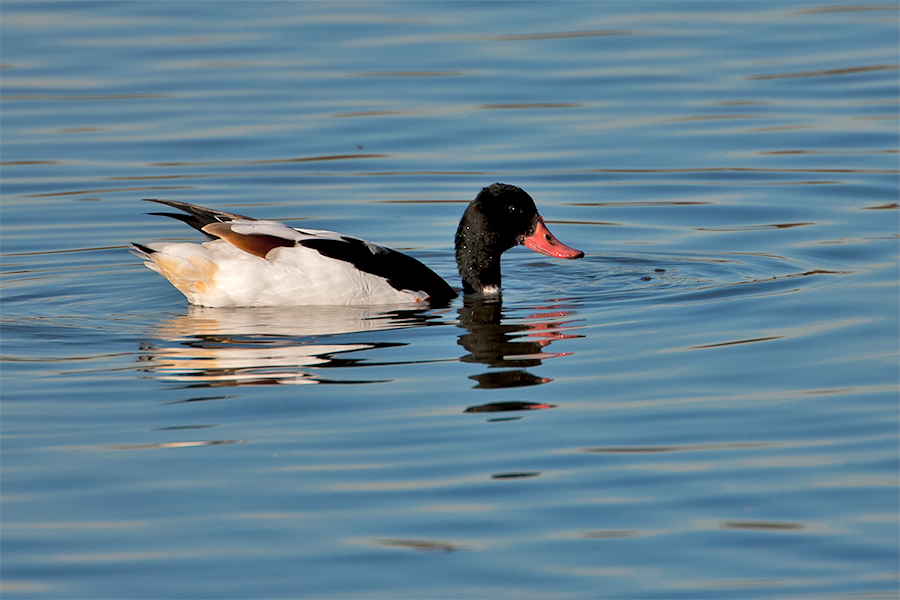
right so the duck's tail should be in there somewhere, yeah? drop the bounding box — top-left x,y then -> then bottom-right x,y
142,199 -> 256,237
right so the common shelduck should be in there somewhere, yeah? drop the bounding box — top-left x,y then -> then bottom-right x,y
132,183 -> 584,307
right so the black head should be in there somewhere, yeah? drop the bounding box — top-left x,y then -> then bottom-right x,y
460,184 -> 540,247
454,183 -> 582,295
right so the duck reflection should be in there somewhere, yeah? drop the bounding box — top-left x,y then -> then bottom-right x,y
456,296 -> 582,390
139,298 -> 581,391
138,305 -> 442,387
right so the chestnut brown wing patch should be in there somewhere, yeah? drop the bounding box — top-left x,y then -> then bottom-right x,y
202,222 -> 296,259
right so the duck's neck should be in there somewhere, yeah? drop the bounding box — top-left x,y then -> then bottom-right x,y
455,223 -> 503,295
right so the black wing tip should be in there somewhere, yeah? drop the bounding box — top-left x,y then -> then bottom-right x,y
140,198 -> 252,237
147,211 -> 201,224
140,198 -> 255,223
142,198 -> 205,214
131,242 -> 156,254
142,198 -> 177,207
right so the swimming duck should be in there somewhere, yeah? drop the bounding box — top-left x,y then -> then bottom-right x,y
132,183 -> 583,307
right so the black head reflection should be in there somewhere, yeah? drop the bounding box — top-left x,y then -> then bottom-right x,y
456,296 -> 582,391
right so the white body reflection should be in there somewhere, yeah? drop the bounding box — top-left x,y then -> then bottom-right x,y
140,305 -> 443,387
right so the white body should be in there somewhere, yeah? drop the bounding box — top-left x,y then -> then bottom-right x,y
136,220 -> 429,307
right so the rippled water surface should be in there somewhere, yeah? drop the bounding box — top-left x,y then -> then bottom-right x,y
2,2 -> 898,598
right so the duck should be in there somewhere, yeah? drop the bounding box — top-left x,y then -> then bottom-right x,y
132,183 -> 584,307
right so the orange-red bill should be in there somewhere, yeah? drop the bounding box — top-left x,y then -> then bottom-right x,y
522,217 -> 584,259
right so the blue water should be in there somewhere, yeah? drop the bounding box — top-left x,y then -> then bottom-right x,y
2,2 -> 898,598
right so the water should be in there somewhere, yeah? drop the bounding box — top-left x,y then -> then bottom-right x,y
2,2 -> 898,598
